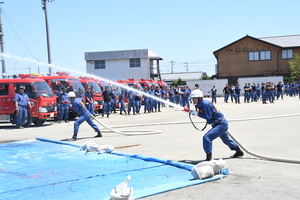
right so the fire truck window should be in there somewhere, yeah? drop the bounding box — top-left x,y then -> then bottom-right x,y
0,84 -> 9,95
53,82 -> 59,90
24,84 -> 35,99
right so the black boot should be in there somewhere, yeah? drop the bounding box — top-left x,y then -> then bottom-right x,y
107,114 -> 109,118
205,153 -> 212,161
232,146 -> 244,158
70,134 -> 77,141
94,131 -> 102,137
120,111 -> 123,115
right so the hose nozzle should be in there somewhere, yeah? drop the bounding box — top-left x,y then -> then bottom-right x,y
183,107 -> 189,112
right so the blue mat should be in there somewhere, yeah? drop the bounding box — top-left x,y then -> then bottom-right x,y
0,137 -> 229,200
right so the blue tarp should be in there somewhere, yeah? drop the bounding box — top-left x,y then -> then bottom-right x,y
0,137 -> 228,200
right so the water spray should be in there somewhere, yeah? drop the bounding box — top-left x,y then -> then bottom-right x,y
5,53 -> 300,164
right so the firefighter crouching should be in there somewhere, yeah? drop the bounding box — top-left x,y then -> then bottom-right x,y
70,98 -> 102,141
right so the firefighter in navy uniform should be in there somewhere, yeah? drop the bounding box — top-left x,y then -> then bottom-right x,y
188,89 -> 244,161
70,98 -> 102,141
14,85 -> 32,128
58,87 -> 70,123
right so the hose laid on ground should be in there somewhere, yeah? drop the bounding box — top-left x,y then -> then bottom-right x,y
226,131 -> 300,164
90,115 -> 161,136
186,112 -> 300,164
102,112 -> 300,164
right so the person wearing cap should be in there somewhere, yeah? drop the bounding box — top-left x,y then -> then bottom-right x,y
127,86 -> 137,115
85,86 -> 95,116
211,85 -> 217,104
168,85 -> 175,107
70,98 -> 102,141
188,89 -> 244,161
160,86 -> 167,107
153,86 -> 161,112
102,86 -> 112,118
119,87 -> 127,115
58,87 -> 70,123
14,85 -> 32,128
134,86 -> 142,114
110,87 -> 117,113
143,86 -> 151,113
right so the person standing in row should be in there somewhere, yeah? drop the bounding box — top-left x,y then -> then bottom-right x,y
58,87 -> 69,123
235,84 -> 241,104
85,86 -> 95,116
143,86 -> 151,113
119,87 -> 127,115
14,85 -> 32,129
127,87 -> 136,115
223,84 -> 229,103
110,87 -> 117,113
211,85 -> 217,104
102,86 -> 112,118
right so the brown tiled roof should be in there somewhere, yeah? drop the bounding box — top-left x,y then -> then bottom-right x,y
258,34 -> 300,48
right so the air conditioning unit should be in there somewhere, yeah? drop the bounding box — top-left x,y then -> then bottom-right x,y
263,71 -> 272,76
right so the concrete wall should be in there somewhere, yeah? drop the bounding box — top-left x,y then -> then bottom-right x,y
86,58 -> 150,80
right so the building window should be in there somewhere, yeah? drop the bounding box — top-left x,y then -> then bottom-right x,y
249,52 -> 259,61
249,51 -> 271,61
282,49 -> 293,59
130,58 -> 141,68
95,60 -> 105,69
260,51 -> 271,60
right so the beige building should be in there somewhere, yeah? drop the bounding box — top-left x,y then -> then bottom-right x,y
213,34 -> 300,84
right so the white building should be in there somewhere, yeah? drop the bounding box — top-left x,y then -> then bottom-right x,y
85,49 -> 163,80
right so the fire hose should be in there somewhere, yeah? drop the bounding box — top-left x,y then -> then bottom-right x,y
90,114 -> 161,136
183,108 -> 300,164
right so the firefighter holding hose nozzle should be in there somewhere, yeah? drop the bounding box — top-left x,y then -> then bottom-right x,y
186,89 -> 244,161
70,98 -> 102,141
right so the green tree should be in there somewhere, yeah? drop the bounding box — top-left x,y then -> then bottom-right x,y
172,78 -> 186,86
288,54 -> 300,81
201,74 -> 210,80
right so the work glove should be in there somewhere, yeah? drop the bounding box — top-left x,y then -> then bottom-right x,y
189,110 -> 198,116
16,109 -> 20,116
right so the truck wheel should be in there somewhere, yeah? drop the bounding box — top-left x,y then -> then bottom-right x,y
33,119 -> 46,126
23,114 -> 32,127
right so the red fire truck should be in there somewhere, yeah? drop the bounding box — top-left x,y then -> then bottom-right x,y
36,71 -> 85,119
0,74 -> 57,127
138,79 -> 152,89
125,78 -> 143,90
114,80 -> 130,107
79,76 -> 103,112
156,79 -> 170,98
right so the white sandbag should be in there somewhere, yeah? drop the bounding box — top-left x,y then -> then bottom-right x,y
80,141 -> 99,153
191,164 -> 214,179
98,145 -> 114,154
110,175 -> 133,200
210,158 -> 227,174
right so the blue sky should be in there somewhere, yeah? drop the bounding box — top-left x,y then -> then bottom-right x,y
1,0 -> 300,77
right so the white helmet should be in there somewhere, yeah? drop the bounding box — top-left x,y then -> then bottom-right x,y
190,89 -> 203,98
68,91 -> 76,98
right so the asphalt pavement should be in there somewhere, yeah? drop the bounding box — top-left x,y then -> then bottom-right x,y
1,96 -> 300,200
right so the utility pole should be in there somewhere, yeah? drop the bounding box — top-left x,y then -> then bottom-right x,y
37,59 -> 40,74
170,60 -> 175,73
184,61 -> 188,72
0,2 -> 6,78
41,0 -> 54,74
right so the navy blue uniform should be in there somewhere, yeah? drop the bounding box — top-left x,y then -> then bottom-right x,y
14,92 -> 30,126
195,99 -> 238,154
72,99 -> 100,136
